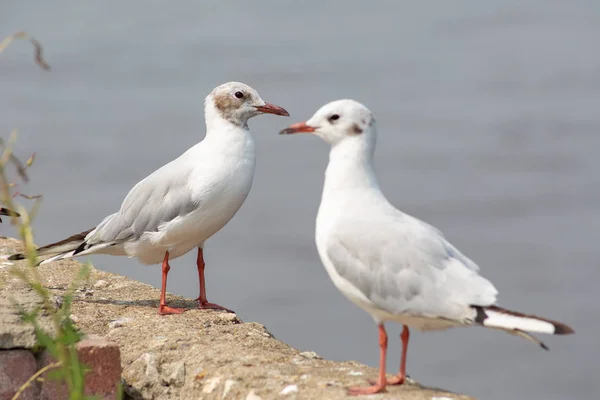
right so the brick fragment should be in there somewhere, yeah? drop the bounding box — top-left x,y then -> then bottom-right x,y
77,335 -> 122,398
0,349 -> 39,400
40,335 -> 121,400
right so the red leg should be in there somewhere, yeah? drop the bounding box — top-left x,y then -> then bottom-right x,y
388,325 -> 410,385
158,251 -> 184,315
348,324 -> 388,395
194,248 -> 234,313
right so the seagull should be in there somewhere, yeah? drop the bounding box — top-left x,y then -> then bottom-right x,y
279,99 -> 574,395
9,82 -> 289,315
0,207 -> 20,223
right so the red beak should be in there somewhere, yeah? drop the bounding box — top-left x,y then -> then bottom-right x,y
279,122 -> 316,135
255,103 -> 290,117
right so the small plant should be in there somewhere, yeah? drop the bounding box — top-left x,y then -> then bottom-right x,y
1,32 -> 121,400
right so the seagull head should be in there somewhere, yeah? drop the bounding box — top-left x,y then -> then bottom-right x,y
279,99 -> 375,146
206,82 -> 289,127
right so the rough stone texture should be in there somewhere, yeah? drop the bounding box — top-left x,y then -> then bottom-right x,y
0,239 -> 55,350
0,349 -> 39,400
1,237 -> 474,400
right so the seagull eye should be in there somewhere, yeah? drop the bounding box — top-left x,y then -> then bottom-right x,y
328,114 -> 340,123
234,91 -> 244,99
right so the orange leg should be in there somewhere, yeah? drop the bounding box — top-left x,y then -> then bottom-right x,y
348,324 -> 388,395
194,248 -> 233,313
388,325 -> 410,385
158,251 -> 184,315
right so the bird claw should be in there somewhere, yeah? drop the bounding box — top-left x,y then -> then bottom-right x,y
198,301 -> 234,313
387,375 -> 406,385
368,375 -> 406,386
347,384 -> 386,396
158,305 -> 185,315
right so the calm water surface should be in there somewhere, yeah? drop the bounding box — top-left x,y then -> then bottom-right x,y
1,1 -> 598,398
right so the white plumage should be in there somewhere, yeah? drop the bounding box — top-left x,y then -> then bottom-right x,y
280,99 -> 573,395
11,82 -> 289,314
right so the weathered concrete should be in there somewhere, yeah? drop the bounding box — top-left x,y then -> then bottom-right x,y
0,269 -> 55,349
1,237 -> 474,399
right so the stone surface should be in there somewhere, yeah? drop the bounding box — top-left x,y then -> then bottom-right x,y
0,349 -> 38,400
1,237 -> 474,400
0,238 -> 55,350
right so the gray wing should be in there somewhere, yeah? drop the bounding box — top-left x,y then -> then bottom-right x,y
86,158 -> 197,244
326,212 -> 498,320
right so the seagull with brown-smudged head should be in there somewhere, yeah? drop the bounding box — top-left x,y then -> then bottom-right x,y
9,82 -> 289,315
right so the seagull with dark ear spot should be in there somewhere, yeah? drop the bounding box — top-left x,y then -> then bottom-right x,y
280,99 -> 573,396
9,82 -> 289,315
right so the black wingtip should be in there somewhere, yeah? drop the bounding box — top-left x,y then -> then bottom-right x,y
473,306 -> 487,324
0,208 -> 20,218
553,322 -> 575,335
540,341 -> 550,351
8,253 -> 26,261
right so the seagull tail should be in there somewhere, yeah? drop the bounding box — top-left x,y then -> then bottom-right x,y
0,207 -> 20,222
7,228 -> 95,264
0,207 -> 20,216
472,305 -> 574,350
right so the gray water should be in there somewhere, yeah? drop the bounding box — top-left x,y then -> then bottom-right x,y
1,1 -> 598,398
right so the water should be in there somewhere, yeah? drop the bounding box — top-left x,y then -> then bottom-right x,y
1,1 -> 598,398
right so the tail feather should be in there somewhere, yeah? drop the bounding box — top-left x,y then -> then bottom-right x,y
8,228 -> 95,261
0,207 -> 20,216
511,329 -> 549,351
38,250 -> 77,266
0,207 -> 20,222
473,305 -> 574,350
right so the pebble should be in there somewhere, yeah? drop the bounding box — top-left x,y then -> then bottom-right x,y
142,353 -> 159,381
163,361 -> 186,387
108,318 -> 131,329
246,390 -> 262,400
215,313 -> 239,324
222,379 -> 236,398
280,384 -> 298,395
299,351 -> 321,360
93,279 -> 109,288
203,377 -> 221,393
52,295 -> 64,309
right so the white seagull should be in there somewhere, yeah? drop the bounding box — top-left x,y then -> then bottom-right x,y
10,82 -> 289,315
280,99 -> 574,395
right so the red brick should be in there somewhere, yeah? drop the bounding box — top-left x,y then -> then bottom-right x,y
38,350 -> 68,400
40,335 -> 121,400
0,349 -> 39,400
76,336 -> 121,399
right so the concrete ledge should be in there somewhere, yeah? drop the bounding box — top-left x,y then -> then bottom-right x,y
0,237 -> 474,400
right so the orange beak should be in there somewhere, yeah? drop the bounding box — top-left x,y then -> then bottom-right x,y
255,103 -> 290,117
279,122 -> 316,135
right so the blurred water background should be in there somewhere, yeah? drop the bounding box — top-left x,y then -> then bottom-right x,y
1,1 -> 598,398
